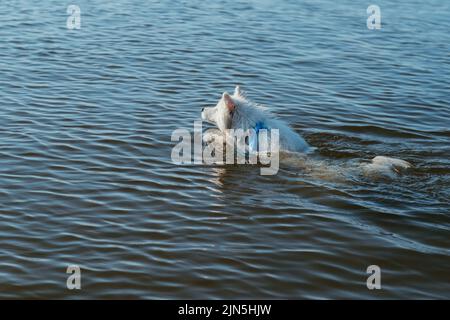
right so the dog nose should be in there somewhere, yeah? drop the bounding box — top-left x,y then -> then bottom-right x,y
201,107 -> 205,112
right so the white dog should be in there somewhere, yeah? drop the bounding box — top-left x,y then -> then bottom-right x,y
201,86 -> 411,178
202,86 -> 309,153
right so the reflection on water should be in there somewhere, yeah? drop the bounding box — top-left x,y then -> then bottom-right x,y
0,0 -> 449,298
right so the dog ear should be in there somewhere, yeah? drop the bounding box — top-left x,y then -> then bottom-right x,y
222,92 -> 235,112
234,85 -> 243,97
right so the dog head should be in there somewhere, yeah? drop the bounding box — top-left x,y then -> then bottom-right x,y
201,86 -> 244,131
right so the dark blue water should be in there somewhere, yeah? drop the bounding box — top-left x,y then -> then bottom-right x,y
0,0 -> 449,298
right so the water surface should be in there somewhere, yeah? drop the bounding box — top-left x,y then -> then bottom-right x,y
0,0 -> 449,298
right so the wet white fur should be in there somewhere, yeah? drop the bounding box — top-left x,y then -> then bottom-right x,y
201,86 -> 309,153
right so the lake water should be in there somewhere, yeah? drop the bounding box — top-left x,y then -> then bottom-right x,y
0,0 -> 449,299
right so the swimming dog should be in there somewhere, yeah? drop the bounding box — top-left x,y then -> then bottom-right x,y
201,86 -> 411,178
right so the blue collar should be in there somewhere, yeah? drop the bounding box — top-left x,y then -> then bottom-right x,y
254,121 -> 266,134
249,121 -> 268,152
